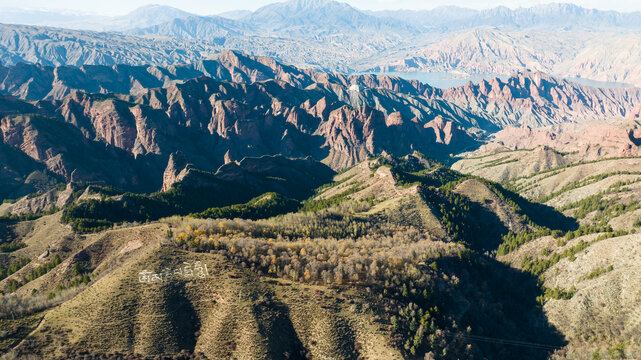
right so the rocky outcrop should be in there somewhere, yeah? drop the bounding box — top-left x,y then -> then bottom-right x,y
0,73 -> 482,198
0,113 -> 159,194
3,52 -> 639,201
481,122 -> 641,159
4,52 -> 640,134
1,182 -> 76,216
6,189 -> 57,215
162,152 -> 190,192
436,71 -> 641,128
423,116 -> 473,147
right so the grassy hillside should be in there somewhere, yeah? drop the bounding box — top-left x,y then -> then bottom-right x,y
1,154 -> 573,359
59,157 -> 334,233
3,154 -> 639,359
453,148 -> 641,358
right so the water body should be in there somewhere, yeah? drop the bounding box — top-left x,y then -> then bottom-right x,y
371,71 -> 636,90
565,77 -> 635,89
372,71 -> 508,89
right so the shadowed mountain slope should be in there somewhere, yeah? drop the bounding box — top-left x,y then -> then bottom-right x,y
1,155 -> 569,359
2,52 -> 638,131
0,70 -> 484,201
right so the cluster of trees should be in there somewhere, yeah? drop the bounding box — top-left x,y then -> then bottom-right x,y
518,229 -> 626,279
0,258 -> 30,281
300,183 -> 366,212
499,224 -> 622,257
372,153 -> 437,174
420,188 -> 475,245
0,242 -> 26,253
538,286 -> 577,303
0,213 -> 45,223
393,166 -> 463,189
192,193 -> 300,220
0,293 -> 56,318
581,265 -> 614,281
85,185 -> 125,197
5,255 -> 61,293
177,223 -> 446,286
558,179 -> 641,221
170,213 -> 480,358
536,171 -> 641,203
563,225 -> 618,241
47,273 -> 91,300
184,201 -> 392,241
498,228 -> 561,256
61,182 -> 255,233
479,156 -> 518,169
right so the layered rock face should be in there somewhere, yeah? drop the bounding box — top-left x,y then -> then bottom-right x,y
3,51 -> 639,130
0,72 -> 477,199
436,71 -> 641,128
378,29 -> 641,88
2,52 -> 640,201
0,50 -> 432,101
480,122 -> 641,159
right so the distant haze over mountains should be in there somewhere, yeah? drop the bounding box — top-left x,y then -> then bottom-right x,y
0,5 -> 194,31
1,0 -> 641,86
3,1 -> 641,32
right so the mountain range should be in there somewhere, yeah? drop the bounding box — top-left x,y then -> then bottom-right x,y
0,51 -> 477,201
2,2 -> 641,359
0,5 -> 194,32
2,0 -> 641,86
4,1 -> 641,33
0,51 -> 640,203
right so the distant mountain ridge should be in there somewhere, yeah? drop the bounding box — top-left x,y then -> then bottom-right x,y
0,24 -> 220,67
3,1 -> 641,86
370,3 -> 641,31
0,57 -> 486,199
1,50 -> 638,128
241,0 -> 418,36
129,15 -> 252,39
373,28 -> 641,87
4,1 -> 641,33
0,4 -> 195,31
1,50 -> 640,203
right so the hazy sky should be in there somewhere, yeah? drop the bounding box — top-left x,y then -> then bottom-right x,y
1,0 -> 640,15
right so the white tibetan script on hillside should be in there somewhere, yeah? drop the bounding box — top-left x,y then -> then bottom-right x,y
139,261 -> 209,283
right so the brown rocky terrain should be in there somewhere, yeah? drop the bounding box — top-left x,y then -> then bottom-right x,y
3,52 -> 639,132
0,155 -> 570,360
452,120 -> 641,185
0,68 -> 482,201
377,29 -> 641,88
0,50 -> 437,101
2,51 -> 641,205
482,121 -> 641,157
437,71 -> 641,128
